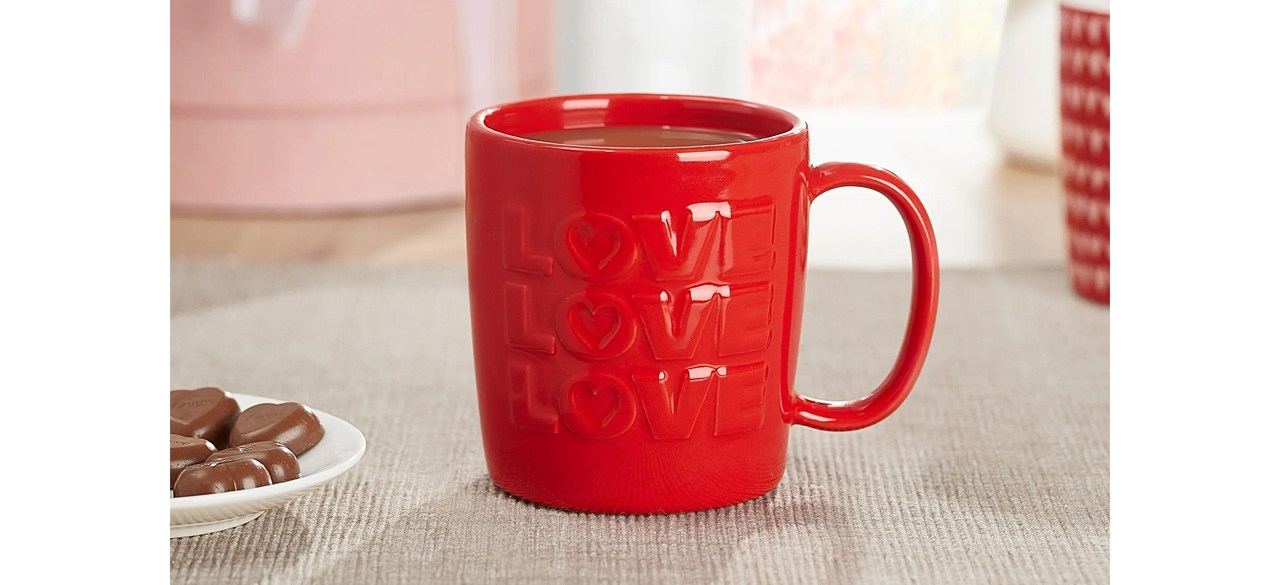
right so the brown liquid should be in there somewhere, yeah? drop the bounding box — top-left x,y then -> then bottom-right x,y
524,126 -> 758,147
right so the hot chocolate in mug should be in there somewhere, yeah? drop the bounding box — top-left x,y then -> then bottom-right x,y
465,94 -> 939,513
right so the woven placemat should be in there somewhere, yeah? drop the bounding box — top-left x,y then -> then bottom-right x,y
171,261 -> 1108,584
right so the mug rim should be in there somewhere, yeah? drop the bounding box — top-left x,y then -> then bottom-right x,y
1060,0 -> 1110,13
469,93 -> 807,154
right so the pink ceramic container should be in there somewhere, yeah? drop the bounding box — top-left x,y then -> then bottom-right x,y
171,0 -> 553,213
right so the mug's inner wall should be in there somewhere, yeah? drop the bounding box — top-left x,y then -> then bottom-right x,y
482,96 -> 800,144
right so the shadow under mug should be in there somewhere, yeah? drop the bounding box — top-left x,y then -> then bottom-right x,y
465,94 -> 939,513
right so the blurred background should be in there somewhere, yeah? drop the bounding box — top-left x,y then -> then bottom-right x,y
172,0 -> 1065,270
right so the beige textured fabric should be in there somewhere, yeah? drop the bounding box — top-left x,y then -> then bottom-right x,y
170,261 -> 1109,584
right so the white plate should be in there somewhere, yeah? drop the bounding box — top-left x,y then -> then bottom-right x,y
170,393 -> 366,538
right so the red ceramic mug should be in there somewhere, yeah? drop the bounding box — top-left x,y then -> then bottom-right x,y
1060,1 -> 1110,303
465,94 -> 939,513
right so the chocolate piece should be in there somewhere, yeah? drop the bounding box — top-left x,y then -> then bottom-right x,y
172,459 -> 272,497
230,402 -> 325,455
205,441 -> 301,484
171,387 -> 240,448
170,434 -> 216,488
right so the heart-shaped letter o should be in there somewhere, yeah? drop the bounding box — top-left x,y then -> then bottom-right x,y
554,213 -> 638,280
555,291 -> 638,360
557,372 -> 639,440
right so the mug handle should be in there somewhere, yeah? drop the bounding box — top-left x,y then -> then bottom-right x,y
788,162 -> 941,431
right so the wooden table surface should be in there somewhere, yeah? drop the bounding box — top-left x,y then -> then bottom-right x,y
172,203 -> 468,264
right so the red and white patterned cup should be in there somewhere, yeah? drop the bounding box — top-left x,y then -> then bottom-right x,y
1060,0 -> 1109,303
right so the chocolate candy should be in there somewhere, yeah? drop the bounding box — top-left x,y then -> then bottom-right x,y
173,459 -> 272,497
230,402 -> 325,456
171,387 -> 240,448
205,441 -> 301,485
170,434 -> 216,488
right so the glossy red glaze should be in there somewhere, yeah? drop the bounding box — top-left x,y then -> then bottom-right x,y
1060,6 -> 1110,304
466,94 -> 940,513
